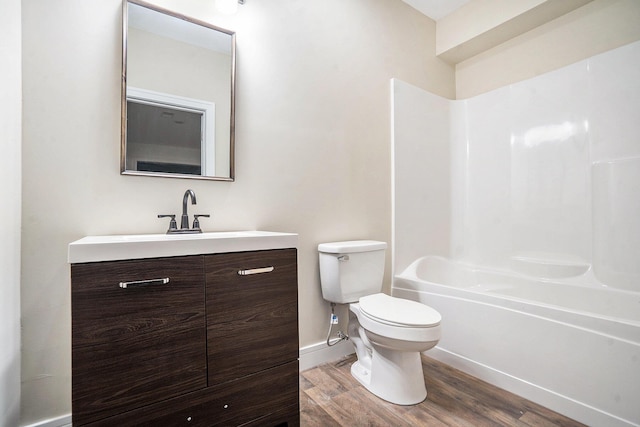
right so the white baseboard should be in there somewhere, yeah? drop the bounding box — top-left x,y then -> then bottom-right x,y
299,340 -> 354,371
24,415 -> 71,427
427,347 -> 637,427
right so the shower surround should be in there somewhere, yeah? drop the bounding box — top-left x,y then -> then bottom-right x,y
391,40 -> 640,426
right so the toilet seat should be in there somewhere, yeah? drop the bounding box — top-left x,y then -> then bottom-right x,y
359,293 -> 441,328
352,294 -> 442,345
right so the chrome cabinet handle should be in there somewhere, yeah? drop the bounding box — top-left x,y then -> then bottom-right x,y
119,278 -> 170,289
237,266 -> 275,276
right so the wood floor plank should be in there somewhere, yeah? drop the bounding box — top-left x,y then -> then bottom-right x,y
317,360 -> 360,391
424,356 -> 532,416
300,386 -> 342,427
300,354 -> 586,427
300,374 -> 315,392
307,384 -> 412,427
423,356 -> 586,427
423,373 -> 513,426
358,384 -> 449,426
424,361 -> 533,425
301,365 -> 352,398
518,411 -> 567,427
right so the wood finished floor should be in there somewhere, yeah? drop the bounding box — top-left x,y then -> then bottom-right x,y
300,354 -> 586,427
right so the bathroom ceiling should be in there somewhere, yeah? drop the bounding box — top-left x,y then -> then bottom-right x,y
402,0 -> 472,20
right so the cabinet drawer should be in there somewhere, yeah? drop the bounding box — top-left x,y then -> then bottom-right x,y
85,361 -> 300,427
71,256 -> 207,425
206,249 -> 298,384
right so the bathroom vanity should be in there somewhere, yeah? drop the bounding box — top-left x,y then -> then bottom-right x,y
69,232 -> 299,426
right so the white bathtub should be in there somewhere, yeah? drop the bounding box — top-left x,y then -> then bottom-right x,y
393,256 -> 640,427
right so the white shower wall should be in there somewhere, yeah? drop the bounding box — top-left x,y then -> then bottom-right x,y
394,40 -> 640,291
391,79 -> 451,276
455,58 -> 594,272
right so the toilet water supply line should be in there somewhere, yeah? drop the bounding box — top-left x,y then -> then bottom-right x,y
326,302 -> 349,347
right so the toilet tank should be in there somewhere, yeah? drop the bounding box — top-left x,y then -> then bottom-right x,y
318,240 -> 387,304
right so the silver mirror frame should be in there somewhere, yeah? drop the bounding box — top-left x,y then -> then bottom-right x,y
121,0 -> 236,181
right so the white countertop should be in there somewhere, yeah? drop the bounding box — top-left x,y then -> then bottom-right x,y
68,231 -> 298,263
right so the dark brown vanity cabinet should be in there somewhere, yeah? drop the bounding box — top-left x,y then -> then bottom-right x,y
71,249 -> 299,427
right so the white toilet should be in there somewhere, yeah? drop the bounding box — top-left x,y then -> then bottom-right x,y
318,240 -> 441,405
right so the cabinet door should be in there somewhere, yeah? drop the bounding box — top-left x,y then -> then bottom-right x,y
71,256 -> 206,425
206,249 -> 298,384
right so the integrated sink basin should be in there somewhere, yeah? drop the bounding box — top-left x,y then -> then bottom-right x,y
68,231 -> 298,263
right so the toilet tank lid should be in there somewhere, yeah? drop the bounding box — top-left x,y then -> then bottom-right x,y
318,240 -> 387,254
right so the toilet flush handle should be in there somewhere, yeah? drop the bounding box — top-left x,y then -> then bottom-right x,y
338,255 -> 349,262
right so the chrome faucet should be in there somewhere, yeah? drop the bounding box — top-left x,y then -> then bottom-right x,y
181,189 -> 197,229
158,189 -> 210,234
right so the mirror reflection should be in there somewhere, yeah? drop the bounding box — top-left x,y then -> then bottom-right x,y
122,0 -> 235,180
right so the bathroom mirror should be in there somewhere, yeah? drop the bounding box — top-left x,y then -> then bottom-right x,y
121,0 -> 235,181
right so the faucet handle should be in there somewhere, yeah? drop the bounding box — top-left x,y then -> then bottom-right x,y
193,214 -> 210,230
158,214 -> 177,233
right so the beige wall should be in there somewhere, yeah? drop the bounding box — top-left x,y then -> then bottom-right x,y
20,0 -> 453,423
455,0 -> 640,98
437,0 -> 548,56
1,0 -> 22,425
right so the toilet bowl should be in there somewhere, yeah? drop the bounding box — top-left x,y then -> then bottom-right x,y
318,240 -> 442,405
348,293 -> 441,405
